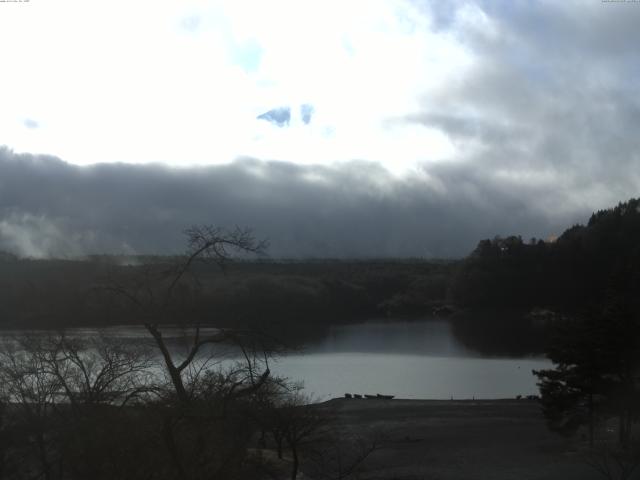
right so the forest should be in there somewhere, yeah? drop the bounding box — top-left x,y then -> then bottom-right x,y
450,198 -> 640,313
1,198 -> 640,354
0,253 -> 455,336
0,200 -> 638,479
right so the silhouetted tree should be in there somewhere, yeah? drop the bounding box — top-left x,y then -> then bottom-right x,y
106,225 -> 271,404
271,392 -> 330,480
0,334 -> 155,480
104,225 -> 287,479
534,293 -> 640,448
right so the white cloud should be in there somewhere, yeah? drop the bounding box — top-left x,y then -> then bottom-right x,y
0,0 -> 472,174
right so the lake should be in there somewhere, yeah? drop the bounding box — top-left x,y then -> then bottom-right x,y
271,320 -> 550,400
0,320 -> 550,400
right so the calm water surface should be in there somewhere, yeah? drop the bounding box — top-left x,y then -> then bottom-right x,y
1,320 -> 550,400
272,321 -> 550,400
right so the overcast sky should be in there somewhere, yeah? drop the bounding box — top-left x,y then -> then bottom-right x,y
1,0 -> 639,258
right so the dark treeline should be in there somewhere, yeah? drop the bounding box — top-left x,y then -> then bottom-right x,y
450,199 -> 640,466
0,255 -> 456,337
451,198 -> 640,313
448,198 -> 640,356
447,200 -> 640,474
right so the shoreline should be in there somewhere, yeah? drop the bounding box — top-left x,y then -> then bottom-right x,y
312,397 -> 600,480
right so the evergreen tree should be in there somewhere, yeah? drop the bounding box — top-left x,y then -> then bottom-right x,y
534,294 -> 640,448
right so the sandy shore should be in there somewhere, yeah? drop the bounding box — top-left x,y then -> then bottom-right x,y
317,398 -> 602,480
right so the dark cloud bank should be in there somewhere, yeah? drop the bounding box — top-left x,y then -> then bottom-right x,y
0,146 -> 611,259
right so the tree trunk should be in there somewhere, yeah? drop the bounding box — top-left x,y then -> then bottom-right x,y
36,430 -> 52,480
588,393 -> 594,448
146,324 -> 189,403
162,415 -> 188,480
619,410 -> 632,448
291,445 -> 299,480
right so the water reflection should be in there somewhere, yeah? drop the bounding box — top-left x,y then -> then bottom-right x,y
0,320 -> 550,400
306,320 -> 473,356
273,320 -> 550,400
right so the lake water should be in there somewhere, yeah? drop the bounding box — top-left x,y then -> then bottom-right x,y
0,320 -> 550,400
271,321 -> 550,400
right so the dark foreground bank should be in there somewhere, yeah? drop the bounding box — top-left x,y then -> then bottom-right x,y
315,398 -> 603,480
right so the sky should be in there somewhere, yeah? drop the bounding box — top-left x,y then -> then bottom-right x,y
1,0 -> 639,258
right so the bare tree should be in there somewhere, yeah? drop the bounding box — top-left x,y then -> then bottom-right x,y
260,391 -> 333,480
38,334 -> 154,409
0,334 -> 156,480
0,336 -> 64,480
106,225 -> 271,404
102,225 -> 286,479
261,390 -> 383,480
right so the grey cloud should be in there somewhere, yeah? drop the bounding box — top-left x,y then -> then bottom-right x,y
405,1 -> 640,215
475,0 -> 640,61
0,147 -> 592,259
415,0 -> 464,31
404,112 -> 524,147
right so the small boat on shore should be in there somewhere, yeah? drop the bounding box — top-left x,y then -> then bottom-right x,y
363,394 -> 394,400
